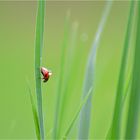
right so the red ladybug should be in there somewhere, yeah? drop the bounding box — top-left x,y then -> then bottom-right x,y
41,67 -> 52,82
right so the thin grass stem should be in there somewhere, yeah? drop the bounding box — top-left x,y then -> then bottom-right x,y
34,1 -> 45,139
109,1 -> 135,139
125,2 -> 140,139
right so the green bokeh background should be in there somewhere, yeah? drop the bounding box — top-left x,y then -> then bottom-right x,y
0,1 -> 139,139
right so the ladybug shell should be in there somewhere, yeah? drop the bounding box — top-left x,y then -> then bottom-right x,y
41,67 -> 50,82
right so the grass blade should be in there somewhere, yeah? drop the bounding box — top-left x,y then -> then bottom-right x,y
106,74 -> 132,139
78,1 -> 112,139
34,1 -> 45,139
109,1 -> 135,139
63,87 -> 93,140
56,29 -> 87,139
53,11 -> 70,139
121,74 -> 132,106
57,21 -> 79,136
125,2 -> 140,139
27,81 -> 40,140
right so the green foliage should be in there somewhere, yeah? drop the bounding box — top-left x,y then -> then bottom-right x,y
31,1 -> 139,140
34,1 -> 45,139
109,1 -> 135,139
53,11 -> 70,139
57,21 -> 79,138
63,87 -> 93,139
125,2 -> 140,139
106,74 -> 132,139
27,81 -> 40,140
1,1 -> 140,139
78,1 -> 112,139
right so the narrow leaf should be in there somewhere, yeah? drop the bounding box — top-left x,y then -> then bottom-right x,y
78,1 -> 112,139
63,87 -> 93,140
53,11 -> 70,139
109,1 -> 135,139
57,21 -> 79,136
106,74 -> 132,139
27,81 -> 40,140
125,2 -> 140,139
34,1 -> 45,139
122,74 -> 132,106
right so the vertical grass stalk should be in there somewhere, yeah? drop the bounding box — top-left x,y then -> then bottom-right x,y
78,1 -> 112,139
57,22 -> 79,136
35,1 -> 45,139
109,1 -> 135,139
125,2 -> 140,139
53,11 -> 70,139
106,74 -> 132,139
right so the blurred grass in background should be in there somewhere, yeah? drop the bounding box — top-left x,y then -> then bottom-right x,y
0,1 -> 139,139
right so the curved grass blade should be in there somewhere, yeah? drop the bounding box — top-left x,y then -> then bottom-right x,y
34,1 -> 45,139
78,1 -> 112,139
109,1 -> 135,139
53,11 -> 70,139
27,81 -> 40,140
63,87 -> 93,140
125,2 -> 140,139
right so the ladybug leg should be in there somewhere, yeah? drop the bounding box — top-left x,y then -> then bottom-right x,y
42,77 -> 45,80
43,78 -> 48,83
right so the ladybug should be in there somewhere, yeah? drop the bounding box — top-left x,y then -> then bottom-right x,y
41,67 -> 52,82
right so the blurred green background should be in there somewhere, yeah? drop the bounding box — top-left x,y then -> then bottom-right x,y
0,1 -> 139,139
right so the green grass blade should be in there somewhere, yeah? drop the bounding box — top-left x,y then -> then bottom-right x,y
109,1 -> 135,139
27,81 -> 40,140
78,1 -> 112,139
46,128 -> 53,138
53,11 -> 70,139
122,74 -> 132,106
34,1 -> 45,139
63,87 -> 93,140
57,22 -> 79,137
106,74 -> 132,139
125,2 -> 140,139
